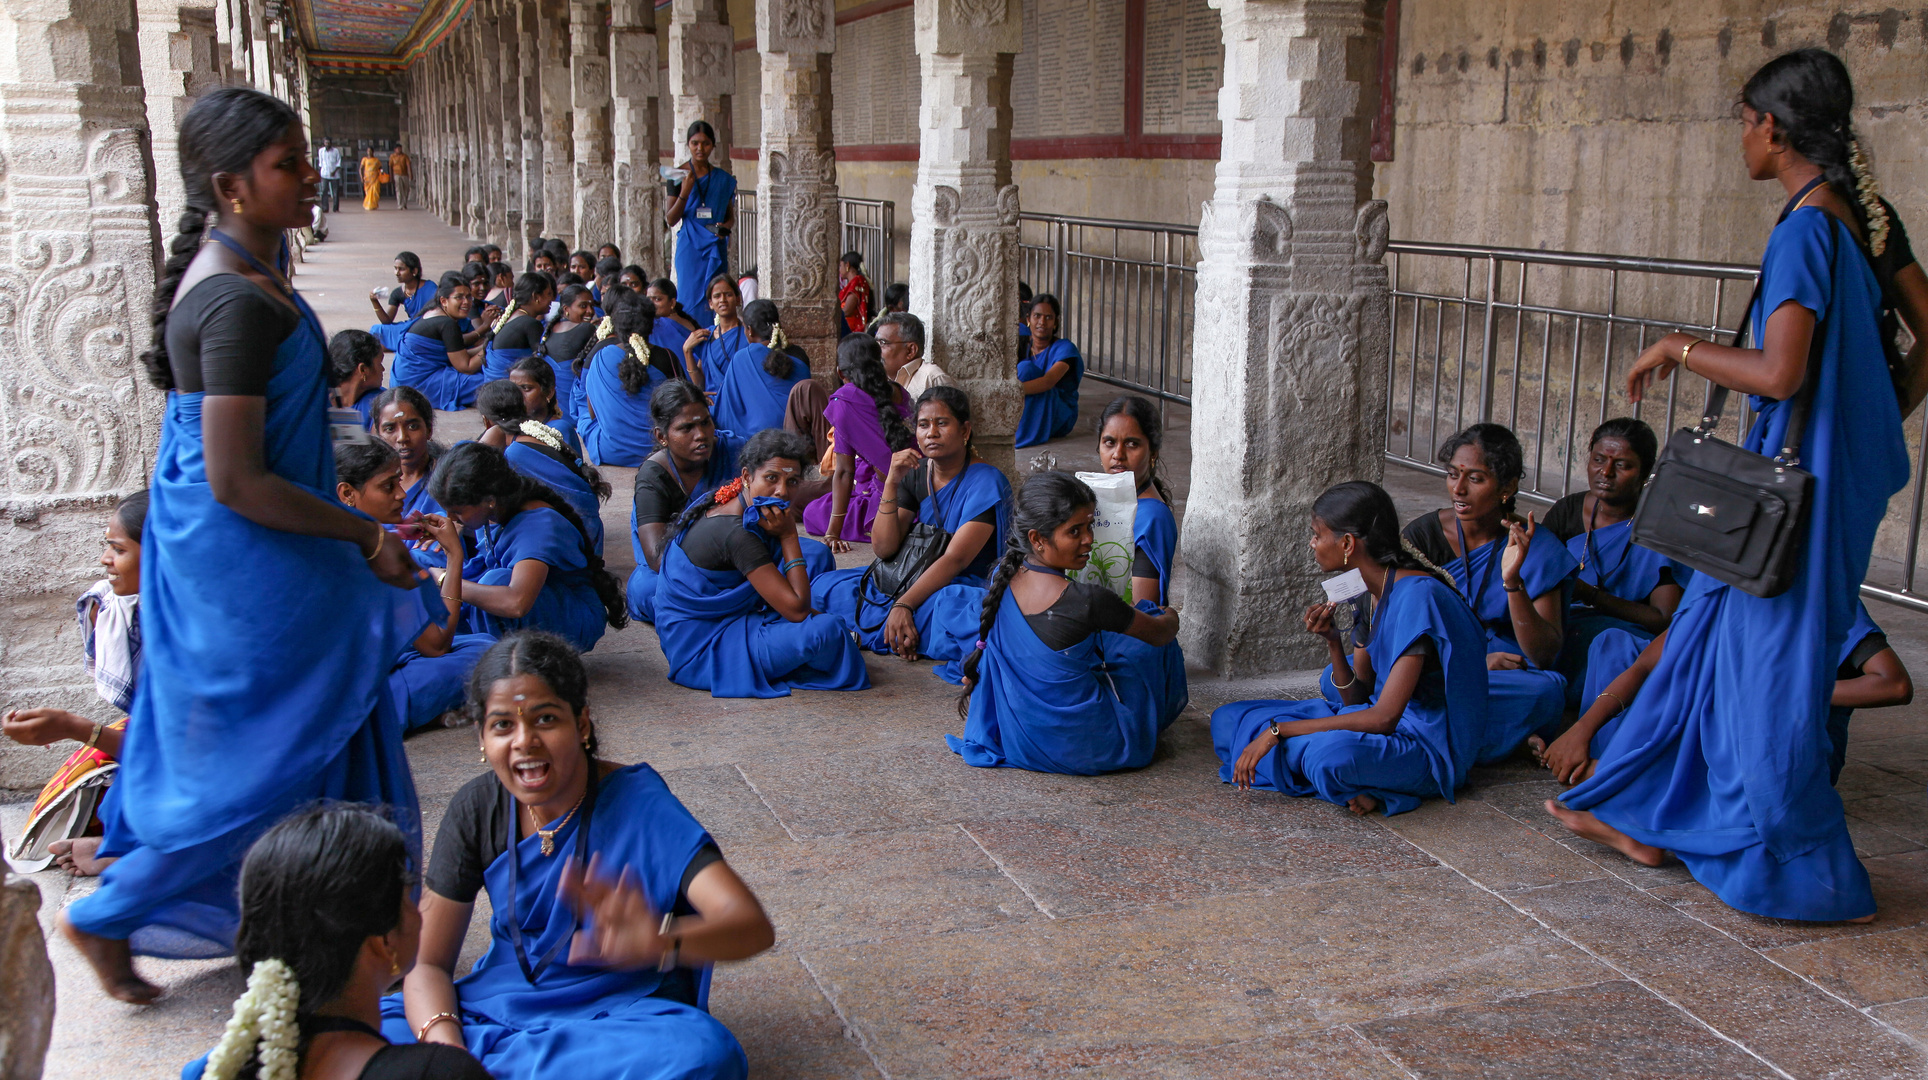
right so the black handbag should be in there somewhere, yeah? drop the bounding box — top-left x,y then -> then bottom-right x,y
1627,213 -> 1838,599
855,460 -> 954,633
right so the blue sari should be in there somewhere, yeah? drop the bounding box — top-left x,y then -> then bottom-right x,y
395,323 -> 485,410
1441,524 -> 1576,762
483,342 -> 534,382
370,280 -> 436,350
947,588 -> 1186,774
650,318 -> 696,378
470,507 -> 607,654
1134,497 -> 1178,607
625,453 -> 734,625
1213,573 -> 1489,816
1556,516 -> 1677,707
579,342 -> 666,467
654,521 -> 869,698
545,411 -> 581,456
713,345 -> 808,438
349,384 -> 382,430
505,441 -> 604,555
399,471 -> 449,569
69,281 -> 426,958
690,324 -> 747,387
674,168 -> 737,326
812,462 -> 1013,667
1015,339 -> 1082,447
1563,209 -> 1909,922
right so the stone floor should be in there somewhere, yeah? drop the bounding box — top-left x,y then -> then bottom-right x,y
8,204 -> 1928,1078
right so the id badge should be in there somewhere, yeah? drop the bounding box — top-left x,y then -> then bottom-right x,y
695,205 -> 713,221
328,408 -> 368,445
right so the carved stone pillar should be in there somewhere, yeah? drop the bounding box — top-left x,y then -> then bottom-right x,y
753,0 -> 838,372
138,0 -> 220,234
539,0 -> 575,246
463,24 -> 488,238
1,872 -> 54,1080
496,4 -> 522,258
569,0 -> 613,250
668,0 -> 734,169
478,9 -> 508,243
1179,0 -> 1390,675
610,0 -> 662,265
0,0 -> 163,786
518,0 -> 545,252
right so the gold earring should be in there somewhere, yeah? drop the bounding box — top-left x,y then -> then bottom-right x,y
389,956 -> 401,976
230,198 -> 243,215
478,751 -> 486,763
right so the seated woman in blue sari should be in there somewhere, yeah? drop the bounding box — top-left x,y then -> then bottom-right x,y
1015,293 -> 1082,448
510,353 -> 579,454
648,276 -> 702,355
714,299 -> 811,437
680,274 -> 749,389
541,284 -> 598,416
368,249 -> 436,351
814,387 -> 1013,669
656,430 -> 870,698
431,442 -> 628,654
373,385 -> 451,566
337,440 -> 497,735
1549,51 -> 1918,923
388,631 -> 774,1079
328,328 -> 386,430
483,272 -> 555,382
803,333 -> 914,549
575,290 -> 681,467
476,379 -> 611,557
396,272 -> 494,411
1097,395 -> 1179,607
667,120 -> 737,327
947,473 -> 1185,775
1402,423 -> 1576,763
1215,482 -> 1489,816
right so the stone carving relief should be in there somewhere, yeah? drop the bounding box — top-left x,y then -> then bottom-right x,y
86,129 -> 148,207
936,223 -> 1016,380
1271,291 -> 1368,413
1354,199 -> 1389,263
931,184 -> 961,227
779,0 -> 825,41
768,148 -> 836,300
954,0 -> 1006,28
1248,196 -> 1292,263
574,161 -> 613,243
687,39 -> 731,80
995,183 -> 1020,227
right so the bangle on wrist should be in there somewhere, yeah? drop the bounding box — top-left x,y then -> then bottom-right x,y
81,719 -> 105,752
363,521 -> 387,562
1329,669 -> 1356,690
1502,581 -> 1525,593
415,1012 -> 460,1043
1679,337 -> 1702,374
1595,690 -> 1628,716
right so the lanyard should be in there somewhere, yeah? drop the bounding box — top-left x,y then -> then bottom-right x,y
1452,517 -> 1502,614
1022,561 -> 1065,577
499,765 -> 600,985
1580,498 -> 1632,584
207,229 -> 325,348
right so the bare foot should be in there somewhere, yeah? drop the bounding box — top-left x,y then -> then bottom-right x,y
1847,913 -> 1878,924
1526,735 -> 1549,767
1347,794 -> 1381,816
432,708 -> 469,729
1545,799 -> 1667,867
48,837 -> 115,877
59,913 -> 162,1004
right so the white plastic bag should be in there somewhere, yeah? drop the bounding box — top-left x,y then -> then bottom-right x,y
1073,470 -> 1139,600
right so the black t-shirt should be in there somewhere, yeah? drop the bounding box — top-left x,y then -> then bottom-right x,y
1540,492 -> 1587,544
387,283 -> 427,309
633,458 -> 692,526
544,322 -> 597,363
1838,630 -> 1890,681
1130,547 -> 1160,583
682,513 -> 773,577
1874,198 -> 1918,298
900,464 -> 999,579
1023,579 -> 1138,651
1401,511 -> 1457,570
494,313 -> 544,352
409,315 -> 467,352
165,275 -> 301,395
359,1044 -> 493,1080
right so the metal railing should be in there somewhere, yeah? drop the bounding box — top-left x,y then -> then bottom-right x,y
1019,212 -> 1198,404
730,192 -> 895,287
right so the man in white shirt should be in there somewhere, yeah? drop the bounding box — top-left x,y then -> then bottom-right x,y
316,142 -> 342,212
876,312 -> 954,399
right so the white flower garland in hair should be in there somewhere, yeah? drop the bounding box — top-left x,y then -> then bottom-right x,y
596,315 -> 615,341
518,419 -> 565,451
1849,138 -> 1891,257
204,958 -> 300,1080
767,323 -> 789,352
628,333 -> 650,366
492,305 -> 518,334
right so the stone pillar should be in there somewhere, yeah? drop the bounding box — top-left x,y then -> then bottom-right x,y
496,3 -> 522,258
610,0 -> 662,266
668,0 -> 734,168
518,0 -> 545,254
754,0 -> 839,372
0,0 -> 163,786
464,23 -> 488,238
1,871 -> 54,1080
908,0 -> 1022,475
138,0 -> 220,234
1179,0 -> 1390,675
570,0 -> 614,249
539,0 -> 575,246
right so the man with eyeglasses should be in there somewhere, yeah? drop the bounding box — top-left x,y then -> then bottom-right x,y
875,312 -> 955,398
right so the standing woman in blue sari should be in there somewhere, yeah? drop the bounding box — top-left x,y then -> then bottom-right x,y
483,272 -> 555,382
681,274 -> 749,389
368,250 -> 435,351
1215,482 -> 1489,816
1550,50 -> 1915,923
947,473 -> 1185,775
396,272 -> 493,411
1402,423 -> 1576,762
667,121 -> 736,327
1097,395 -> 1178,607
475,379 -> 611,556
431,442 -> 628,654
391,632 -> 773,1078
574,289 -> 680,467
1015,294 -> 1082,448
63,87 -> 429,1004
713,299 -> 811,440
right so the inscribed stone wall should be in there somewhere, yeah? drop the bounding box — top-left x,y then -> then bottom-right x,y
1011,0 -> 1126,139
830,7 -> 916,146
1140,0 -> 1220,135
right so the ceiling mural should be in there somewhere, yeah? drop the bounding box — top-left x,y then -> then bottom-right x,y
297,0 -> 474,72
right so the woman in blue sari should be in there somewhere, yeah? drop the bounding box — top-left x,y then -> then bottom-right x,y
476,379 -> 611,556
680,274 -> 749,389
656,430 -> 870,697
649,276 -> 702,360
1097,395 -> 1179,607
1016,294 -> 1082,448
510,353 -> 580,454
541,284 -> 598,417
483,272 -> 555,382
630,382 -> 736,623
1550,52 -> 1916,922
1215,482 -> 1489,816
328,328 -> 387,430
713,299 -> 810,438
947,473 -> 1185,775
813,387 -> 1014,669
62,88 -> 428,1004
368,250 -> 436,351
396,271 -> 492,411
667,121 -> 736,327
431,442 -> 629,654
574,289 -> 681,467
1402,423 -> 1575,763
388,632 -> 774,1078
373,385 -> 451,565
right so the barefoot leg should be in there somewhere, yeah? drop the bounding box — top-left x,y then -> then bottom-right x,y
1526,735 -> 1549,767
1545,799 -> 1667,866
59,913 -> 162,1004
1347,793 -> 1381,817
54,837 -> 116,877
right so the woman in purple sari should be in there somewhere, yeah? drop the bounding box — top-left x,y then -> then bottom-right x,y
804,334 -> 914,548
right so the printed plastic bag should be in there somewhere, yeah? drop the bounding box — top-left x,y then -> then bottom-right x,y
1073,470 -> 1138,600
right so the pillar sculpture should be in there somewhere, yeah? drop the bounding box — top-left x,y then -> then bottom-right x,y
570,0 -> 614,249
138,0 -> 220,233
539,0 -> 576,246
610,0 -> 663,264
496,3 -> 523,259
908,0 -> 1022,475
477,10 -> 508,244
518,0 -> 545,253
753,0 -> 840,371
668,0 -> 735,171
1179,0 -> 1391,674
0,0 -> 163,787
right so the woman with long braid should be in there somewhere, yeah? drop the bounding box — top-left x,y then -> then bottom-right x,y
475,379 -> 610,556
712,299 -> 811,438
573,289 -> 681,467
803,333 -> 914,549
482,272 -> 555,382
946,472 -> 1183,775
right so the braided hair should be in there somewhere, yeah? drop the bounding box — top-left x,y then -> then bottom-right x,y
475,378 -> 611,501
954,471 -> 1096,717
1742,49 -> 1891,258
462,630 -> 596,755
739,299 -> 798,379
836,334 -> 914,453
140,87 -> 301,390
575,288 -> 666,393
1098,395 -> 1173,503
1313,481 -> 1456,590
667,428 -> 812,542
428,442 -> 628,630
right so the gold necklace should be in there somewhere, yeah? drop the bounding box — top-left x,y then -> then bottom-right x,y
527,793 -> 585,856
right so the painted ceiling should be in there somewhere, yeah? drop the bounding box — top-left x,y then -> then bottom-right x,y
296,0 -> 473,72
